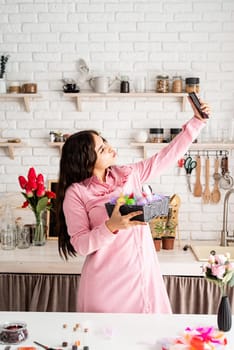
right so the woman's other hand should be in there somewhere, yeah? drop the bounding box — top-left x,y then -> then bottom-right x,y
105,201 -> 147,234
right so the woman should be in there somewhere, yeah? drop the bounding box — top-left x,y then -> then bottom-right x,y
56,98 -> 211,313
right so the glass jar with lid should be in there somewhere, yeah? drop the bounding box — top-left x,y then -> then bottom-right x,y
185,77 -> 200,93
172,76 -> 182,93
149,128 -> 164,143
156,75 -> 169,93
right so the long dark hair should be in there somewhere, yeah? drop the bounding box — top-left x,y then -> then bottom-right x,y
56,130 -> 100,260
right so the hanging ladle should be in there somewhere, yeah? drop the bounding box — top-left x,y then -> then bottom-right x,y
219,155 -> 233,190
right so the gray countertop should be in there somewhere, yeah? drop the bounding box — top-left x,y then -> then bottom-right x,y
0,240 -> 207,276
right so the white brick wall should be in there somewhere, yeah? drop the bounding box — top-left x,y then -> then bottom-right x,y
0,0 -> 234,241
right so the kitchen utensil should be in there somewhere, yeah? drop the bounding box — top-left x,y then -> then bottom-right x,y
193,155 -> 202,197
211,157 -> 221,204
184,156 -> 197,192
219,155 -> 234,190
202,156 -> 211,204
77,58 -> 90,85
177,158 -> 185,175
33,341 -> 57,350
89,76 -> 117,93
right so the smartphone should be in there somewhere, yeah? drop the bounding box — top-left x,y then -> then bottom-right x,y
188,92 -> 209,119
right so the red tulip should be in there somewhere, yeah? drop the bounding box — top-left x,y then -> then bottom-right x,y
45,190 -> 56,199
25,183 -> 34,197
22,200 -> 29,208
37,173 -> 44,185
18,176 -> 27,189
36,183 -> 45,197
27,167 -> 37,182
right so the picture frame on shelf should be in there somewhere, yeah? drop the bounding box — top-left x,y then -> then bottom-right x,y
46,179 -> 58,239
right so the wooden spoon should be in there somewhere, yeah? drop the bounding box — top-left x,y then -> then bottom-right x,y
202,156 -> 211,204
193,155 -> 202,197
211,157 -> 221,204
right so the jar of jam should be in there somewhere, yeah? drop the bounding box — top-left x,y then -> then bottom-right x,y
185,77 -> 200,93
149,128 -> 164,143
172,76 -> 182,93
156,75 -> 169,93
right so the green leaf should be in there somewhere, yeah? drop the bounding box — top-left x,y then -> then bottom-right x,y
36,196 -> 48,214
228,274 -> 234,287
223,271 -> 233,284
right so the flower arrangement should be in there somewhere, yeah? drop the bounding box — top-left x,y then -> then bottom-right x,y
202,253 -> 234,295
18,167 -> 56,245
159,326 -> 227,350
0,54 -> 10,79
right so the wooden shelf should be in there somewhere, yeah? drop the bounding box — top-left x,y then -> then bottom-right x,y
0,142 -> 27,159
131,142 -> 234,159
63,92 -> 187,112
48,142 -> 64,154
0,93 -> 42,112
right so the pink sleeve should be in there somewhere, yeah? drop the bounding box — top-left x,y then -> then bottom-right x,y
63,186 -> 116,256
132,117 -> 205,183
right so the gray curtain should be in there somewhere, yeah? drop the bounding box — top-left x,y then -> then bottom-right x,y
0,273 -> 233,313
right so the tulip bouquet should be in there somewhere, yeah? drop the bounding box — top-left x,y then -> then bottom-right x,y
202,253 -> 234,295
18,167 -> 56,245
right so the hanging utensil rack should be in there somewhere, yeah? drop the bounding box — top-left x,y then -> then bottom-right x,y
185,149 -> 229,157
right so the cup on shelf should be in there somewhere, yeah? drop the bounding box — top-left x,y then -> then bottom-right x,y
134,77 -> 146,93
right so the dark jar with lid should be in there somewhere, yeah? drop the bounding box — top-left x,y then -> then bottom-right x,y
170,128 -> 182,141
185,77 -> 200,93
149,128 -> 164,143
120,76 -> 130,93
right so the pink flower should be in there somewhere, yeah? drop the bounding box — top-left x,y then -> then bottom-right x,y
211,265 -> 226,280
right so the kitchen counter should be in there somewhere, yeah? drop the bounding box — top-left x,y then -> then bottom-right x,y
0,311 -> 233,350
0,240 -> 203,276
1,240 -> 233,314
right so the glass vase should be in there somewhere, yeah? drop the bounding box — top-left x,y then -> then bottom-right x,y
33,211 -> 46,246
217,295 -> 232,332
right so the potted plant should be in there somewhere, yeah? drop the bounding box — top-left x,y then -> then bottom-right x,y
0,54 -> 10,93
161,221 -> 176,250
149,216 -> 167,252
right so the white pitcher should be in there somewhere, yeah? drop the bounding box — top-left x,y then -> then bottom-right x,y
89,76 -> 116,93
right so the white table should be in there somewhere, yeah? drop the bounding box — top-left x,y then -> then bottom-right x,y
0,312 -> 233,350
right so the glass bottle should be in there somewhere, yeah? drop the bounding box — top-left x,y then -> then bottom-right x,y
1,204 -> 16,250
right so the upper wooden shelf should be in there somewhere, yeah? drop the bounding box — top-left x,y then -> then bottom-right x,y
0,93 -> 42,112
131,142 -> 234,159
63,92 -> 187,112
48,142 -> 64,154
0,142 -> 27,159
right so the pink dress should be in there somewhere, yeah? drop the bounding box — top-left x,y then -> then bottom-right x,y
63,117 -> 204,313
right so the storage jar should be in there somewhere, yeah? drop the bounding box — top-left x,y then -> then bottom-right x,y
156,75 -> 169,93
170,128 -> 182,141
149,128 -> 164,143
185,77 -> 200,93
172,76 -> 182,93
